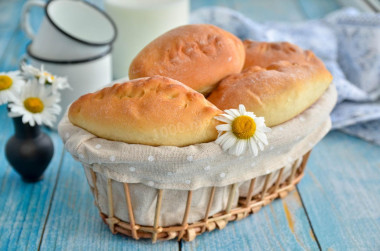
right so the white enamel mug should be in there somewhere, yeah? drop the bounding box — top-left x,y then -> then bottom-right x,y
22,0 -> 117,61
25,44 -> 112,129
105,0 -> 189,79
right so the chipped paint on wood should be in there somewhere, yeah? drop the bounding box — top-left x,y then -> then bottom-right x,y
310,229 -> 316,241
283,202 -> 295,233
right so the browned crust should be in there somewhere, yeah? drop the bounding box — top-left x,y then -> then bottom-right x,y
243,40 -> 323,69
129,24 -> 245,95
207,42 -> 333,127
69,76 -> 222,146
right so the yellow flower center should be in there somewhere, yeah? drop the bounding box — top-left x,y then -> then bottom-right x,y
0,75 -> 13,91
40,72 -> 55,85
24,97 -> 44,113
43,72 -> 54,80
231,115 -> 256,139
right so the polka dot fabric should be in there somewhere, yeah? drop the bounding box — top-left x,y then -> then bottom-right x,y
59,85 -> 337,190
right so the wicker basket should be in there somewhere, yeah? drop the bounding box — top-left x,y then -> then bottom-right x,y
83,151 -> 311,242
60,85 -> 336,243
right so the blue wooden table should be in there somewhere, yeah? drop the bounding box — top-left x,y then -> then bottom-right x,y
1,0 -> 380,250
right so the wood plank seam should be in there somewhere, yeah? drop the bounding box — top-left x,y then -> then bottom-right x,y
362,0 -> 379,12
296,186 -> 322,251
36,149 -> 66,251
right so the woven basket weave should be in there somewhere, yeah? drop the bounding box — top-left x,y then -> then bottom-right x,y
83,151 -> 310,242
61,85 -> 336,243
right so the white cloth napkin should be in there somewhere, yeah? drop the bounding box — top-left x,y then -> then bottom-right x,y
59,84 -> 336,227
58,85 -> 336,190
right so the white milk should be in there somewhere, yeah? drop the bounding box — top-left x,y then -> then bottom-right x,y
105,0 -> 189,79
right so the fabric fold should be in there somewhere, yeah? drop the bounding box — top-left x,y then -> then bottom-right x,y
58,85 -> 337,190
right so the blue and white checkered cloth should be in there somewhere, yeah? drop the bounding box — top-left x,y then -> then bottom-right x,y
191,7 -> 380,145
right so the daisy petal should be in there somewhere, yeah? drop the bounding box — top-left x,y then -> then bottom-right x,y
39,77 -> 45,84
255,131 -> 268,145
29,117 -> 35,127
221,135 -> 237,151
216,124 -> 231,132
235,140 -> 247,156
214,115 -> 232,124
8,111 -> 21,117
22,114 -> 29,124
8,79 -> 61,127
256,138 -> 264,151
238,104 -> 246,115
229,109 -> 241,117
245,112 -> 256,118
220,113 -> 235,121
254,117 -> 265,125
215,132 -> 229,145
249,138 -> 258,156
225,109 -> 238,118
214,105 -> 270,157
34,114 -> 42,125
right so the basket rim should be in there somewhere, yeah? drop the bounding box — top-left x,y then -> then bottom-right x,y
59,85 -> 336,190
59,85 -> 336,153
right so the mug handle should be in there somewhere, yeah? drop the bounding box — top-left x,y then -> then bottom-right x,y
21,0 -> 46,40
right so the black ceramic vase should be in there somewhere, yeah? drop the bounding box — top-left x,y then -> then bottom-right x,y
5,116 -> 54,182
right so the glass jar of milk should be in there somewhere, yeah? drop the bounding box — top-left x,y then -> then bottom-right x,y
105,0 -> 189,79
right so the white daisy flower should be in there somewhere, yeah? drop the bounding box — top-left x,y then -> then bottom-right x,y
8,80 -> 61,127
0,71 -> 25,105
215,104 -> 271,156
20,63 -> 40,79
21,63 -> 70,93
